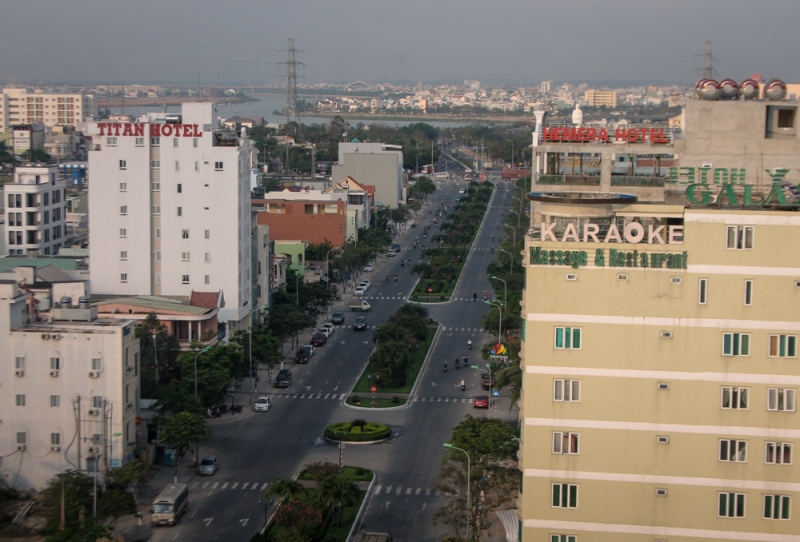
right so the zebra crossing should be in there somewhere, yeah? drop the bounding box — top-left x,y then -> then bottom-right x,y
413,397 -> 477,404
440,326 -> 482,331
190,480 -> 270,492
362,295 -> 407,301
269,392 -> 348,401
372,483 -> 452,498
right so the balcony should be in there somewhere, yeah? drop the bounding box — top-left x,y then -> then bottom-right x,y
537,175 -> 600,186
610,176 -> 666,187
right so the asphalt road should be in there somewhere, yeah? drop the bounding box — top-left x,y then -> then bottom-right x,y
149,174 -> 518,542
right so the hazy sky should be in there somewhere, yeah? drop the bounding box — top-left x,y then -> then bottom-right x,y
1,0 -> 798,87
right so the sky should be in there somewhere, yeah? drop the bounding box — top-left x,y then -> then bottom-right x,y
1,0 -> 798,88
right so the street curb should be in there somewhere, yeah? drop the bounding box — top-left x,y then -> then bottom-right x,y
347,473 -> 377,542
412,182 -> 498,306
323,435 -> 391,446
205,408 -> 256,425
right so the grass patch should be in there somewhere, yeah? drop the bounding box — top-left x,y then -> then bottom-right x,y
261,489 -> 367,542
352,326 -> 437,394
346,396 -> 407,408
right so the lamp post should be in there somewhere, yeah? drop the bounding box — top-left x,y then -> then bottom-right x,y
258,498 -> 273,527
499,248 -> 513,274
443,443 -> 471,540
470,364 -> 493,419
507,208 -> 521,229
325,247 -> 340,291
490,276 -> 507,307
248,307 -> 259,405
294,272 -> 301,305
484,300 -> 502,344
152,334 -> 158,386
193,345 -> 211,469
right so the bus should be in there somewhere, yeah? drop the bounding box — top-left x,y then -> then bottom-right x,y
151,483 -> 189,527
420,164 -> 437,174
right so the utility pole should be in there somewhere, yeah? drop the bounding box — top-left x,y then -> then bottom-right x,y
279,38 -> 304,126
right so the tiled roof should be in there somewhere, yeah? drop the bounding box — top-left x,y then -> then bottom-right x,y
189,291 -> 222,309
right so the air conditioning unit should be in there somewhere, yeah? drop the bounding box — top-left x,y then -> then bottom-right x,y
15,369 -> 24,377
52,334 -> 62,340
126,403 -> 133,410
16,444 -> 26,452
617,274 -> 629,281
657,436 -> 670,444
41,333 -> 51,340
566,274 -> 577,281
656,488 -> 668,497
50,369 -> 59,377
88,409 -> 100,416
661,331 -> 673,339
89,370 -> 100,378
87,446 -> 99,454
50,445 -> 61,452
658,383 -> 670,391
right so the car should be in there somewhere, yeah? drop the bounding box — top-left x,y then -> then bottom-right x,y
473,396 -> 489,409
198,456 -> 219,475
354,316 -> 368,331
480,374 -> 497,389
321,323 -> 335,335
331,312 -> 345,325
310,333 -> 327,346
275,370 -> 292,388
317,326 -> 332,338
391,244 -> 401,252
363,264 -> 374,272
295,349 -> 310,363
359,279 -> 371,290
354,287 -> 366,296
459,189 -> 465,194
302,344 -> 316,357
253,396 -> 271,412
386,250 -> 397,257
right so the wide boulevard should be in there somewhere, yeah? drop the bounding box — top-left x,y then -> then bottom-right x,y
150,159 -> 517,542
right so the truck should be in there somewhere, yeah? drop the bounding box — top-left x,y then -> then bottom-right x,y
483,162 -> 493,169
354,532 -> 391,542
349,300 -> 372,312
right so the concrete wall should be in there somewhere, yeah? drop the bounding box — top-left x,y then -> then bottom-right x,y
332,153 -> 401,208
254,200 -> 346,246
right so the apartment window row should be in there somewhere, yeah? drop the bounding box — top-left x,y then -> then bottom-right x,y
698,277 -> 755,306
719,386 -> 794,412
721,332 -> 797,358
14,431 -> 63,446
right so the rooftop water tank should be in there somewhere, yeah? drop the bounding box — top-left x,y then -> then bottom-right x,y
78,296 -> 91,309
696,79 -> 721,100
764,79 -> 787,101
719,79 -> 738,100
739,79 -> 759,100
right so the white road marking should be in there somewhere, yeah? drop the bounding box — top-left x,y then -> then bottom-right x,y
241,483 -> 248,490
374,484 -> 382,494
231,483 -> 239,489
324,394 -> 330,399
203,518 -> 213,527
396,486 -> 402,496
445,398 -> 450,403
385,485 -> 392,494
202,482 -> 209,489
334,386 -> 338,391
415,488 -> 421,495
426,489 -> 431,495
212,482 -> 219,489
406,487 -> 412,495
222,482 -> 229,489
261,483 -> 269,491
239,518 -> 249,527
191,482 -> 199,489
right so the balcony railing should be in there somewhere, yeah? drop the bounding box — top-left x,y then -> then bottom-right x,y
610,176 -> 666,187
537,175 -> 600,186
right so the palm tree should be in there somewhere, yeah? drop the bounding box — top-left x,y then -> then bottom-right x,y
265,478 -> 306,504
494,364 -> 522,411
324,478 -> 361,526
395,303 -> 429,320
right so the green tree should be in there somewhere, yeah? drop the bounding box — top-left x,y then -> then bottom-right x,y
20,149 -> 52,162
159,412 -> 209,478
136,313 -> 180,399
107,459 -> 159,507
0,141 -> 17,165
434,416 -> 519,540
97,488 -> 135,528
40,470 -> 111,541
272,499 -> 322,539
264,478 -> 306,504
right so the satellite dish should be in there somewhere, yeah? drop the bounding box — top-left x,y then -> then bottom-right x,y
739,79 -> 759,100
764,79 -> 787,101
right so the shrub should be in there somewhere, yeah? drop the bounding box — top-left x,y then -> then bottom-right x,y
351,426 -> 361,434
352,419 -> 367,427
355,468 -> 365,475
351,395 -> 360,403
392,396 -> 400,404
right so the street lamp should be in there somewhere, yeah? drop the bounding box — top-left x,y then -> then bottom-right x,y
484,300 -> 502,344
294,272 -> 301,305
507,208 -> 521,229
471,364 -> 493,418
490,276 -> 507,307
325,247 -> 340,290
193,345 -> 211,470
498,248 -> 514,274
258,498 -> 273,527
443,443 -> 471,540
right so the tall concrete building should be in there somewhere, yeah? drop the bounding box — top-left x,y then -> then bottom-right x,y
86,103 -> 255,330
0,88 -> 96,131
332,142 -> 403,208
519,95 -> 800,540
583,89 -> 618,108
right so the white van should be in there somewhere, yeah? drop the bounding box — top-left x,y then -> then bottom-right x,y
151,483 -> 189,526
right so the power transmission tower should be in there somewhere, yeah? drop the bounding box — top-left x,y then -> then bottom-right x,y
279,38 -> 304,125
702,40 -> 715,79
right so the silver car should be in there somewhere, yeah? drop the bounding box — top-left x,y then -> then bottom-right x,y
198,456 -> 218,476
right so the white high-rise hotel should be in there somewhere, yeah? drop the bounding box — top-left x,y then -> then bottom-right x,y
87,103 -> 254,328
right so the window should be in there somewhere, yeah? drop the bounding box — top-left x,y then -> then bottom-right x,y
744,280 -> 753,306
156,229 -> 161,239
718,492 -> 746,518
156,273 -> 161,284
727,225 -> 754,250
766,442 -> 793,465
92,396 -> 103,408
120,205 -> 127,216
120,228 -> 127,238
764,495 -> 791,520
119,159 -> 127,170
16,394 -> 25,406
151,182 -> 160,192
150,160 -> 160,169
182,275 -> 190,284
554,379 -> 581,402
177,183 -> 182,193
151,206 -> 160,215
173,138 -> 179,147
50,395 -> 60,407
204,230 -> 210,239
182,229 -> 189,239
698,278 -> 708,304
15,357 -> 25,369
722,333 -> 750,356
177,207 -> 182,216
156,251 -> 161,261
51,433 -> 61,445
554,327 -> 581,349
92,433 -> 102,446
91,358 -> 101,371
204,275 -> 210,285
50,357 -> 60,370
721,386 -> 749,409
181,252 -> 190,262
120,273 -> 128,283
119,182 -> 127,192
214,161 -> 223,171
16,432 -> 26,445
107,136 -> 118,146
552,432 -> 579,454
120,251 -> 128,261
767,388 -> 796,412
769,335 -> 797,358
551,483 -> 578,509
193,138 -> 198,147
720,439 -> 747,462
777,109 -> 796,128
174,161 -> 180,171
550,536 -> 576,542
135,137 -> 144,147
150,137 -> 160,146
204,253 -> 211,263
195,161 -> 199,171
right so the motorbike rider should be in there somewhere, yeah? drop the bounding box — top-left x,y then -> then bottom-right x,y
473,293 -> 477,302
483,291 -> 487,300
468,339 -> 472,350
463,355 -> 468,366
394,274 -> 397,282
385,274 -> 389,282
443,361 -> 448,372
455,358 -> 460,369
460,379 -> 466,391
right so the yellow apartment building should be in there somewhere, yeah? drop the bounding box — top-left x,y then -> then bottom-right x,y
518,191 -> 800,542
583,90 -> 618,109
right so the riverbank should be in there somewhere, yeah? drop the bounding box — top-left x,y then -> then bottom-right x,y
312,110 -> 533,124
98,95 -> 257,108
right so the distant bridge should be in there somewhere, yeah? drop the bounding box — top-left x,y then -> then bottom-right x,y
345,81 -> 371,91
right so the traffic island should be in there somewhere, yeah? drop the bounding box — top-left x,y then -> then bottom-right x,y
324,421 -> 392,443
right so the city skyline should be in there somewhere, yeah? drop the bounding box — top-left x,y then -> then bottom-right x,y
0,0 -> 798,87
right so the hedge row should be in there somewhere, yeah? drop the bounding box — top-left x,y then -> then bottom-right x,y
324,422 -> 391,442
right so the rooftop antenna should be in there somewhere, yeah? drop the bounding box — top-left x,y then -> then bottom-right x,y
279,38 -> 305,126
